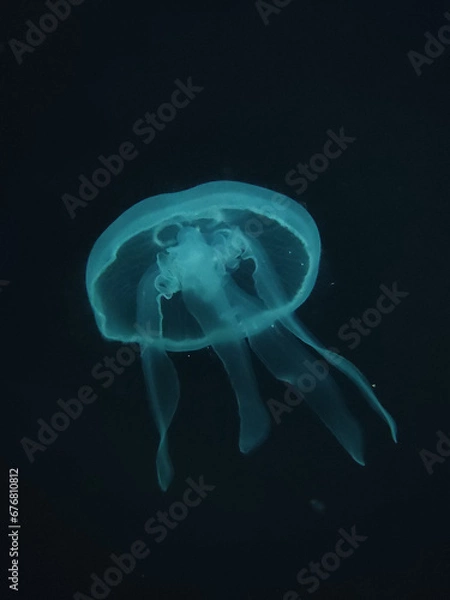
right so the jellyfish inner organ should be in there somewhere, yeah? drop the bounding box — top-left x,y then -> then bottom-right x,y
154,226 -> 248,299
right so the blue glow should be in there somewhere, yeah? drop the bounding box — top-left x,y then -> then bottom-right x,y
86,181 -> 397,490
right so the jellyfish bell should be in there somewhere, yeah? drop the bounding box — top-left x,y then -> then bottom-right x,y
86,180 -> 397,491
86,181 -> 320,347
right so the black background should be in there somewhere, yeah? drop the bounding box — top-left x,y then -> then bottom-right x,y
2,1 -> 450,598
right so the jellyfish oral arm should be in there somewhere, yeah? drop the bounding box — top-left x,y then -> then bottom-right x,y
137,263 -> 180,491
245,234 -> 397,461
248,323 -> 366,465
139,345 -> 180,491
177,241 -> 271,454
282,316 -> 398,443
184,282 -> 271,454
213,340 -> 271,454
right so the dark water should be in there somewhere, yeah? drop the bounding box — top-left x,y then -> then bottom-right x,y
2,1 -> 450,598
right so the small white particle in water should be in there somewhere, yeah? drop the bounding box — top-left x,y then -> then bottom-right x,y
371,383 -> 376,388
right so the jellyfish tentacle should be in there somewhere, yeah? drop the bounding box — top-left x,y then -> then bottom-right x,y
182,285 -> 271,453
248,323 -> 365,465
137,265 -> 180,491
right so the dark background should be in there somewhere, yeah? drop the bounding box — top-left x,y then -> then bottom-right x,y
2,1 -> 450,598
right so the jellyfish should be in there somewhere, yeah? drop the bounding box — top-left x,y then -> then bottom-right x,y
86,181 -> 397,490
